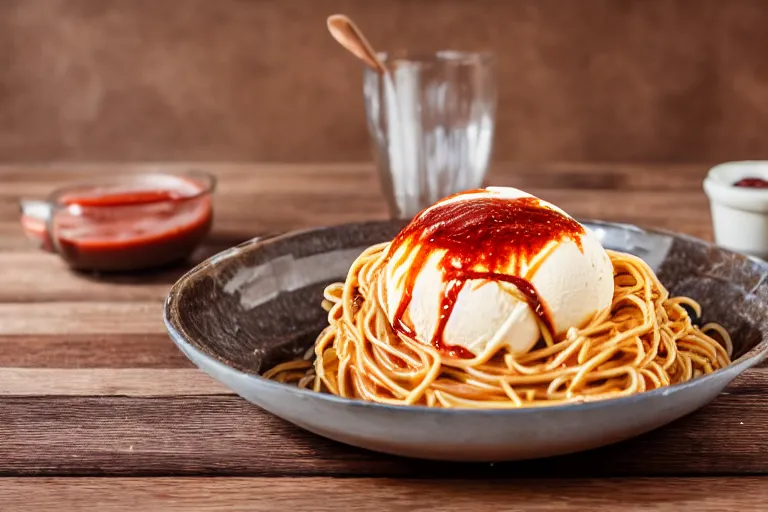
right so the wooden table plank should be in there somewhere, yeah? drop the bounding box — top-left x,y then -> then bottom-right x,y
1,370 -> 766,477
0,334 -> 192,368
1,477 -> 765,512
0,253 -> 175,302
0,369 -> 228,396
0,302 -> 163,335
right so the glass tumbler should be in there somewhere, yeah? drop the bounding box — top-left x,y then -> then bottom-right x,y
364,51 -> 497,219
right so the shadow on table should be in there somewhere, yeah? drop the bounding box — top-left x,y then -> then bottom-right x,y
72,230 -> 267,285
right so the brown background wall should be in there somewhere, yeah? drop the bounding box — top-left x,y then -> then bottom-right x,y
1,0 -> 767,163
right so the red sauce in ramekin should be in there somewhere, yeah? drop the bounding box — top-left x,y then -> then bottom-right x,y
734,177 -> 768,188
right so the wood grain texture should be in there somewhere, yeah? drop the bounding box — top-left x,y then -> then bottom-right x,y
0,369 -> 228,396
1,477 -> 767,512
1,370 -> 766,477
0,253 -> 174,302
0,302 -> 163,335
0,334 -> 192,368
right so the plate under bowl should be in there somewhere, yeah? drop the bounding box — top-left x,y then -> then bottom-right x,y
164,220 -> 768,461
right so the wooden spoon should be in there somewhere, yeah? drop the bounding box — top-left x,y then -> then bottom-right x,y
327,14 -> 388,75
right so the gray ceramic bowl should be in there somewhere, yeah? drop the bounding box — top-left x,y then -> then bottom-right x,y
164,220 -> 768,461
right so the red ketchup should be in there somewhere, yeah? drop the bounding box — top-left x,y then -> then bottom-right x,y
734,177 -> 768,188
27,173 -> 215,272
385,191 -> 585,359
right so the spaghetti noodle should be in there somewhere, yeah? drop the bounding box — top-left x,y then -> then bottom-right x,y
264,244 -> 732,408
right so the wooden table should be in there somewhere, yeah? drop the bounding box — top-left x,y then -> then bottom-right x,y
1,163 -> 766,511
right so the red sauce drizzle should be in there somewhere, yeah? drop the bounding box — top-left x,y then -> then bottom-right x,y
386,194 -> 585,358
734,177 -> 768,188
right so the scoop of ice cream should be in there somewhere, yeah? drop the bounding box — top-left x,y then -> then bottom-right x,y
381,187 -> 614,357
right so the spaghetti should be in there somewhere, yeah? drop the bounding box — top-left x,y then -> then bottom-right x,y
264,244 -> 732,408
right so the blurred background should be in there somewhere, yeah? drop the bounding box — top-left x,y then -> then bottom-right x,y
1,0 -> 767,164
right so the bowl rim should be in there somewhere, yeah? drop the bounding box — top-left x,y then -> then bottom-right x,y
704,161 -> 768,212
163,219 -> 768,415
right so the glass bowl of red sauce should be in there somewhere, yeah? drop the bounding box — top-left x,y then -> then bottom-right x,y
20,171 -> 215,272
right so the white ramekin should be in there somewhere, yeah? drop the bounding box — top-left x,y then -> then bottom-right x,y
703,161 -> 768,259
